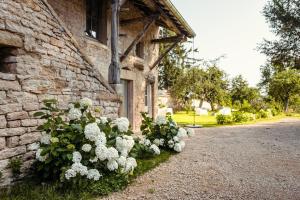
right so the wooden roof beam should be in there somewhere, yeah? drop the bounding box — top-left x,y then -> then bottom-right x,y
151,35 -> 184,44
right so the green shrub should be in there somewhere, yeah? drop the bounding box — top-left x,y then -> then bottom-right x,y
216,114 -> 233,125
34,98 -> 141,185
257,109 -> 273,119
9,157 -> 22,176
232,111 -> 249,123
140,113 -> 193,153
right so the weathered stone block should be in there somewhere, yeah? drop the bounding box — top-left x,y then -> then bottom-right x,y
50,37 -> 64,48
23,103 -> 39,111
0,80 -> 21,91
7,120 -> 21,128
23,150 -> 36,160
0,127 -> 26,137
0,159 -> 9,170
19,132 -> 40,145
0,137 -> 6,150
0,115 -> 7,128
6,111 -> 28,121
6,136 -> 19,148
0,145 -> 26,160
0,103 -> 22,114
0,72 -> 16,81
0,30 -> 23,47
21,119 -> 38,127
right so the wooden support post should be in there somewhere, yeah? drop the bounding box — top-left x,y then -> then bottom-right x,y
109,0 -> 120,85
120,15 -> 158,62
150,36 -> 185,70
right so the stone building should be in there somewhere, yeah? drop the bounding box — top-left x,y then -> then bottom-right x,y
0,0 -> 194,185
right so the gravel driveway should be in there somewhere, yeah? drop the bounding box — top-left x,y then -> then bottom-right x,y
102,118 -> 300,200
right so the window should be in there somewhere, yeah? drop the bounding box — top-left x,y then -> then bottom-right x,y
135,42 -> 144,58
86,0 -> 107,44
0,47 -> 17,74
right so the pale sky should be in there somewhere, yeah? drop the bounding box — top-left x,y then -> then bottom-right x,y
171,0 -> 275,86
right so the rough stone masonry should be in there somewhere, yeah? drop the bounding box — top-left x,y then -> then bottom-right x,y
0,0 -> 120,185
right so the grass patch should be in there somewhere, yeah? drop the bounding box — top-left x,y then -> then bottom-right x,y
173,111 -> 300,127
0,151 -> 172,200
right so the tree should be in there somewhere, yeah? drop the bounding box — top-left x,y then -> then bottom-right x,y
201,66 -> 229,111
268,69 -> 300,112
258,0 -> 300,70
158,29 -> 195,90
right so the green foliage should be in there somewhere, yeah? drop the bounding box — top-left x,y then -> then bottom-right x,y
0,152 -> 172,200
0,171 -> 3,179
268,69 -> 300,111
34,99 -> 135,184
257,109 -> 273,119
232,112 -> 256,123
140,113 -> 179,149
216,115 -> 233,125
259,0 -> 300,70
9,158 -> 22,176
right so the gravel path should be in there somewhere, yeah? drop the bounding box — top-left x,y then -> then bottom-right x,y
102,118 -> 300,200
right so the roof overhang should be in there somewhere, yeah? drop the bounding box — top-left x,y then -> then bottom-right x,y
131,0 -> 196,38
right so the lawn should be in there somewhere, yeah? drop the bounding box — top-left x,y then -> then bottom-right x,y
173,111 -> 217,127
173,111 -> 300,127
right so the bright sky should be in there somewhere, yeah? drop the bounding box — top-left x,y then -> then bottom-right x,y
171,0 -> 275,86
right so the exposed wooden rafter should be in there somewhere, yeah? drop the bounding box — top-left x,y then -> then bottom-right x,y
120,14 -> 159,62
120,15 -> 154,26
151,35 -> 184,44
150,35 -> 185,70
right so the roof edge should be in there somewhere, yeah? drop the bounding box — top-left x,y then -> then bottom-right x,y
161,0 -> 196,38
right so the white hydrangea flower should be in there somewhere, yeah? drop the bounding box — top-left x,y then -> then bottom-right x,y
177,128 -> 188,139
36,148 -> 48,162
116,136 -> 135,157
174,143 -> 182,152
113,117 -> 130,132
87,169 -> 102,181
100,117 -> 108,124
153,139 -> 160,146
68,108 -> 82,120
124,157 -> 137,173
84,123 -> 101,142
50,137 -> 59,143
95,144 -> 108,161
144,139 -> 151,146
72,151 -> 82,163
40,132 -> 51,145
80,97 -> 93,108
107,159 -> 118,171
71,162 -> 88,176
173,136 -> 179,142
89,157 -> 98,163
82,144 -> 92,152
150,144 -> 160,155
155,115 -> 167,125
159,139 -> 165,146
187,128 -> 195,137
106,147 -> 119,160
28,142 -> 40,151
65,168 -> 76,180
117,156 -> 127,167
168,140 -> 175,148
95,132 -> 107,146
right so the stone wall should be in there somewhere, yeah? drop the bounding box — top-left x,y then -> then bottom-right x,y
0,0 -> 120,186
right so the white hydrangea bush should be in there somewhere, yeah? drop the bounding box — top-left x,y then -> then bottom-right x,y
34,99 -> 139,183
140,113 -> 194,153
